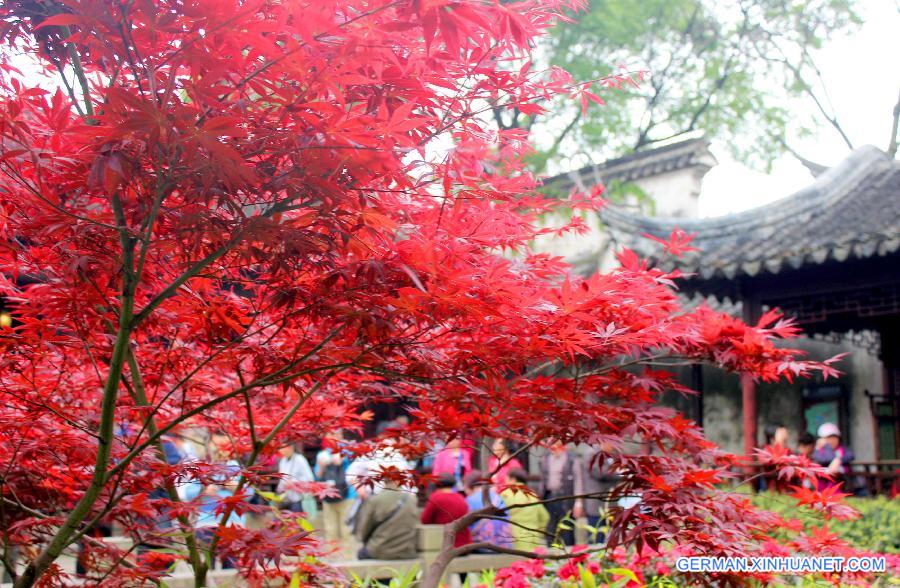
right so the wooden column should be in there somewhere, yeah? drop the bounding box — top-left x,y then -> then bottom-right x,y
878,321 -> 900,460
691,363 -> 704,427
742,294 -> 761,458
741,374 -> 757,458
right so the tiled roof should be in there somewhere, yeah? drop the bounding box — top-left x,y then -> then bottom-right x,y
543,137 -> 717,194
600,146 -> 900,281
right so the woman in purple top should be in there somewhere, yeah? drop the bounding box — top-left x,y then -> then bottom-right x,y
461,470 -> 512,550
812,423 -> 855,491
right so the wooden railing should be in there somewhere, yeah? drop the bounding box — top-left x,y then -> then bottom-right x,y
744,460 -> 899,497
843,461 -> 900,497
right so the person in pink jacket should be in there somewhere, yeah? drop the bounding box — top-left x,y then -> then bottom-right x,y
431,438 -> 471,489
488,438 -> 523,491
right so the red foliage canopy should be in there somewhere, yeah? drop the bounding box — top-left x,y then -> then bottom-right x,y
0,0 -> 848,585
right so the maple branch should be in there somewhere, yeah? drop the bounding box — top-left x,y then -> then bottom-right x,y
460,542 -> 604,561
123,324 -> 348,451
130,192 -> 300,328
142,301 -> 325,403
238,369 -> 258,450
509,490 -> 617,512
0,164 -> 120,232
103,362 -> 344,484
122,348 -> 205,580
0,388 -> 100,440
60,25 -> 95,120
48,53 -> 86,118
0,436 -> 30,583
113,13 -> 148,99
92,541 -> 148,586
0,496 -> 143,572
430,438 -> 618,586
421,486 -> 612,588
95,327 -> 437,578
492,440 -> 534,478
586,353 -> 689,375
887,87 -> 900,159
130,243 -> 233,327
156,5 -> 262,68
14,195 -> 136,588
135,162 -> 177,284
0,446 -> 25,580
197,1 -> 403,127
199,377 -> 330,585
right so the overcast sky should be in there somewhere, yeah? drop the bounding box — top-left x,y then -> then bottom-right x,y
699,0 -> 900,217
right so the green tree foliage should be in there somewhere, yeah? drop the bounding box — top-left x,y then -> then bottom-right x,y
513,0 -> 861,173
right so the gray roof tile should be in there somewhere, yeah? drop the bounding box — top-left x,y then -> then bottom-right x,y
600,146 -> 900,281
543,137 -> 717,193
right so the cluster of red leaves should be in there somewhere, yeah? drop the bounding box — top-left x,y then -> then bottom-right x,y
490,539 -> 899,588
0,0 -> 851,585
492,557 -> 548,588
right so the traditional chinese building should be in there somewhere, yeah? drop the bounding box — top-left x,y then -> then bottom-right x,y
537,136 -> 718,273
596,145 -> 900,466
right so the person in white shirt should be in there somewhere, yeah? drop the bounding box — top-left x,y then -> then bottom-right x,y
277,443 -> 316,516
344,441 -> 415,535
346,443 -> 414,498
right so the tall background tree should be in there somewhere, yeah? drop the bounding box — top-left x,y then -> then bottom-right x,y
498,0 -> 867,174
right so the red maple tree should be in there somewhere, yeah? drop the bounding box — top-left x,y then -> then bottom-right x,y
0,0 -> 850,586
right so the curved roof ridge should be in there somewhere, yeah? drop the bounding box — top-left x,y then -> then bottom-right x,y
598,146 -> 900,283
601,145 -> 890,237
543,136 -> 716,192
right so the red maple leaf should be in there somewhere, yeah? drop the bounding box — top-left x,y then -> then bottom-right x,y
643,228 -> 699,257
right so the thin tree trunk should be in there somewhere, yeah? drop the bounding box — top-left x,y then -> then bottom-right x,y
14,201 -> 136,587
124,349 -> 206,583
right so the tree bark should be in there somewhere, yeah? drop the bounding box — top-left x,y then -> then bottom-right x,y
14,200 -> 136,588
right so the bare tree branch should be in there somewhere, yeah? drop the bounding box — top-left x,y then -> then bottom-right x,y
887,87 -> 900,159
779,139 -> 828,176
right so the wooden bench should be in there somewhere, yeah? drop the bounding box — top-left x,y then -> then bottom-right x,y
332,559 -> 420,582
1,526 -> 529,587
142,525 -> 525,584
330,524 -> 527,583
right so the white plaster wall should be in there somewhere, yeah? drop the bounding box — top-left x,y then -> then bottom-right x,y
632,170 -> 703,218
753,336 -> 883,462
844,345 -> 883,462
701,387 -> 744,455
530,208 -> 608,265
531,167 -> 705,273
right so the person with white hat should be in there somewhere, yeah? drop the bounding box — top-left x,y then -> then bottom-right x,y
812,422 -> 855,490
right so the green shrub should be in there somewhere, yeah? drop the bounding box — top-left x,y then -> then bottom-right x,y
750,492 -> 900,554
